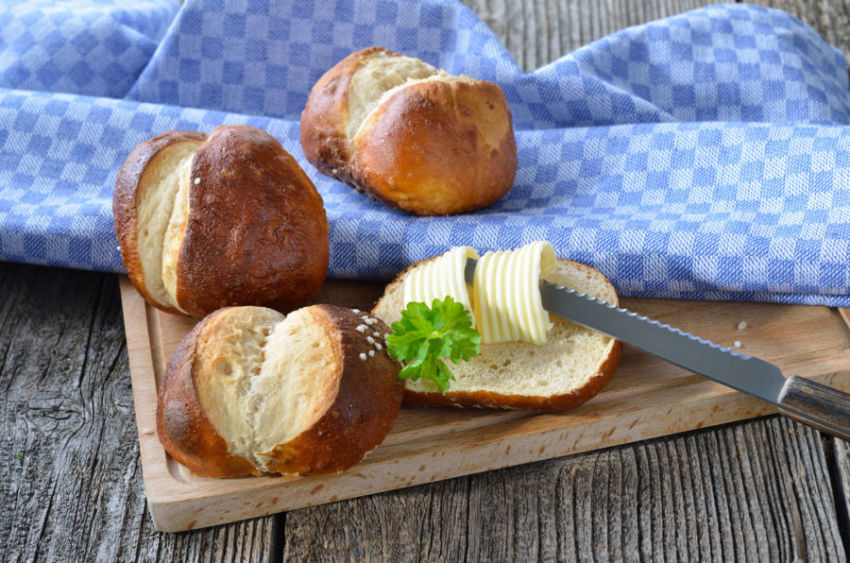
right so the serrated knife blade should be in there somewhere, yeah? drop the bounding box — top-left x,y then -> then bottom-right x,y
464,260 -> 850,440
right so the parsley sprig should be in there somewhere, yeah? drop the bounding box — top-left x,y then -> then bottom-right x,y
386,296 -> 481,392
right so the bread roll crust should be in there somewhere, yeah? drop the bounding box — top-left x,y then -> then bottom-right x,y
175,126 -> 330,317
402,343 -> 622,411
156,309 -> 259,477
352,79 -> 517,215
156,305 -> 404,478
300,47 -> 517,215
262,305 -> 404,475
299,47 -> 386,184
114,125 -> 330,317
113,130 -> 207,316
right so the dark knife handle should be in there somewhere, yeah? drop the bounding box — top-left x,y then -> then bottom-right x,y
778,376 -> 850,441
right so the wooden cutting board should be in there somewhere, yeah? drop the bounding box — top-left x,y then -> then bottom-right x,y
119,276 -> 850,532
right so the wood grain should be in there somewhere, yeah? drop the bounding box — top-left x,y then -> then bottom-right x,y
284,417 -> 843,560
0,263 -> 276,561
779,376 -> 850,441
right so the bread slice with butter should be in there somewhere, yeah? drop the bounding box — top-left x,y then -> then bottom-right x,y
372,255 -> 621,411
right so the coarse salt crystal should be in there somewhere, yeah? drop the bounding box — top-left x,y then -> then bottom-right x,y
375,342 -> 383,351
367,336 -> 375,344
733,341 -> 742,348
737,321 -> 747,330
352,309 -> 360,313
194,177 -> 201,184
356,325 -> 367,333
359,352 -> 367,361
368,350 -> 375,357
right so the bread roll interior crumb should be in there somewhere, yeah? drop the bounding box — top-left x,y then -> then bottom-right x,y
160,156 -> 194,310
346,52 -> 472,140
193,307 -> 341,472
135,140 -> 201,311
253,307 -> 340,467
193,307 -> 283,466
373,260 -> 618,399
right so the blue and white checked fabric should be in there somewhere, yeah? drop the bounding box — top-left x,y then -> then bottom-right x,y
0,0 -> 177,98
1,0 -> 850,306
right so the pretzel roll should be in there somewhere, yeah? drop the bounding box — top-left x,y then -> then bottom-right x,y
157,304 -> 404,477
301,47 -> 517,216
114,125 -> 329,317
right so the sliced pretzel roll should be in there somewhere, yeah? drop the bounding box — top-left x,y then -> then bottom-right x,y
301,47 -> 517,216
373,255 -> 621,411
157,305 -> 404,478
114,125 -> 330,317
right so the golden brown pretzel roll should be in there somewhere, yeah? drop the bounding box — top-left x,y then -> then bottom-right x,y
157,305 -> 404,478
114,125 -> 330,317
300,47 -> 517,216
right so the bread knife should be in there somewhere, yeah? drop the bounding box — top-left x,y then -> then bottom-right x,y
464,260 -> 850,440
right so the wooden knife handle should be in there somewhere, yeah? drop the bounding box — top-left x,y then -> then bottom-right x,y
778,376 -> 850,442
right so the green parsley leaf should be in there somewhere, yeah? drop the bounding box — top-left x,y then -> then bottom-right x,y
386,296 -> 481,392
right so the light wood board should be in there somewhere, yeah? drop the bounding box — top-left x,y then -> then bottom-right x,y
119,276 -> 850,532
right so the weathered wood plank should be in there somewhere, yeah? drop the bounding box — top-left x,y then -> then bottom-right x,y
0,263 -> 275,561
283,417 -> 843,560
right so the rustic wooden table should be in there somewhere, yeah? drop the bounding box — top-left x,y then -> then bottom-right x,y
3,0 -> 850,560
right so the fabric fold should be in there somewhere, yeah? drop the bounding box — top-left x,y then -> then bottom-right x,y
1,0 -> 850,307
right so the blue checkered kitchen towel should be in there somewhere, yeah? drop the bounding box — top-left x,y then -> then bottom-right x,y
1,0 -> 849,306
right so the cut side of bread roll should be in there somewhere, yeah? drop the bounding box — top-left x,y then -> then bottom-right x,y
372,259 -> 622,411
114,125 -> 330,317
300,47 -> 517,216
157,305 -> 404,478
